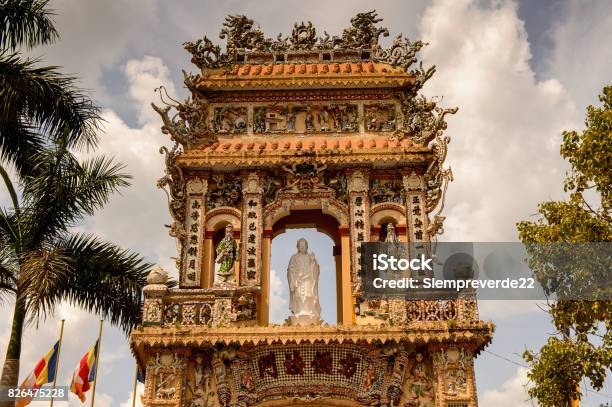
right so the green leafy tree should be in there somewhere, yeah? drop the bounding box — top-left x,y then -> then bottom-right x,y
1,0 -> 99,179
517,86 -> 612,407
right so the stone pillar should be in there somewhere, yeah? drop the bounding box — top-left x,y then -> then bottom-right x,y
403,172 -> 429,244
258,229 -> 272,325
333,244 -> 343,323
142,266 -> 168,327
339,225 -> 353,324
347,171 -> 370,295
202,230 -> 215,288
181,179 -> 207,288
241,173 -> 263,286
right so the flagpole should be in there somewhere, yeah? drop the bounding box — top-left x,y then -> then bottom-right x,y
131,363 -> 139,407
49,319 -> 65,407
90,320 -> 103,407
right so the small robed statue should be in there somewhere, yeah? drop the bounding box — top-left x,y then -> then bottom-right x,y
287,238 -> 321,326
215,224 -> 238,286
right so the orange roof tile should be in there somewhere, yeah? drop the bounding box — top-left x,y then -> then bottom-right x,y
176,135 -> 430,168
196,62 -> 414,90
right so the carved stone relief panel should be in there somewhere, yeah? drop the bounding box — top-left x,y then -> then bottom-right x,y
432,347 -> 475,405
145,353 -> 186,406
364,103 -> 397,132
212,107 -> 247,134
250,103 -> 360,134
206,175 -> 243,210
370,178 -> 405,205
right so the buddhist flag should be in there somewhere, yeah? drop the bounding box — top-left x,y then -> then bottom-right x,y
70,340 -> 99,403
15,341 -> 60,407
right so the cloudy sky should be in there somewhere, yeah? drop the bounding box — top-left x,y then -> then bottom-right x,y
1,0 -> 611,406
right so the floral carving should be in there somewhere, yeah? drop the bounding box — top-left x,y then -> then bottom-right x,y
206,175 -> 243,210
370,179 -> 404,204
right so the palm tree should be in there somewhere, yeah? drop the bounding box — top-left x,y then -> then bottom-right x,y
0,0 -> 155,397
1,0 -> 100,179
0,143 -> 153,393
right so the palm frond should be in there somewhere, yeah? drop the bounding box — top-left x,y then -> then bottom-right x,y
0,207 -> 20,250
20,150 -> 130,247
21,233 -> 153,334
0,125 -> 43,184
18,246 -> 70,317
0,243 -> 18,302
0,0 -> 58,51
0,52 -> 101,159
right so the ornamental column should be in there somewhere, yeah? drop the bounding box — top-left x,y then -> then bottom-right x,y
240,173 -> 263,286
181,178 -> 207,287
403,172 -> 429,244
347,170 -> 370,321
258,229 -> 273,325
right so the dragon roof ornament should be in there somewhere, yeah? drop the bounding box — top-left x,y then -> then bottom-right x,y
183,11 -> 426,72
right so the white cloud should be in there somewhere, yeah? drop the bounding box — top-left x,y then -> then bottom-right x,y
33,0 -> 160,101
120,383 -> 144,407
544,0 -> 612,115
124,56 -> 176,125
269,269 -> 288,324
78,56 -> 179,276
419,0 -> 579,241
480,367 -> 533,407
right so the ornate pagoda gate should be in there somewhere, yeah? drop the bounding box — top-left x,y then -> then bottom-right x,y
131,12 -> 493,407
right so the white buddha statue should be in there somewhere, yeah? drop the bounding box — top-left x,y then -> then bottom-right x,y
287,238 -> 321,326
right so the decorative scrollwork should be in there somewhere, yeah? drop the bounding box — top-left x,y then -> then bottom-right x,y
220,14 -> 271,53
289,22 -> 317,50
337,10 -> 389,49
183,11 -> 435,71
281,162 -> 329,193
151,86 -> 215,148
157,143 -> 186,268
374,34 -> 425,72
398,94 -> 458,146
206,175 -> 243,210
183,36 -> 229,70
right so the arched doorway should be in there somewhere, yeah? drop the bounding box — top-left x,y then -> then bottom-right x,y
268,210 -> 342,325
270,229 -> 337,325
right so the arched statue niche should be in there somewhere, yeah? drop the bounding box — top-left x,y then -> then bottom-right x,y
259,195 -> 353,326
370,202 -> 407,242
203,207 -> 241,288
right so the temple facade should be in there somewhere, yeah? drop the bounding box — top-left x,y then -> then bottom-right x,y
130,12 -> 493,407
